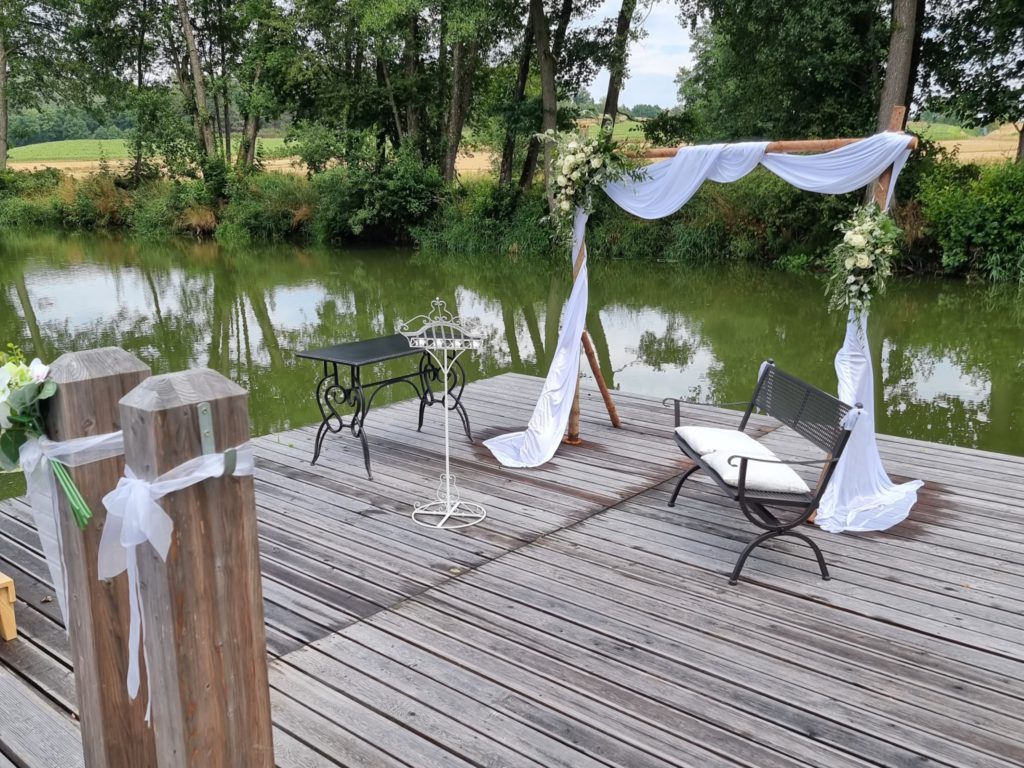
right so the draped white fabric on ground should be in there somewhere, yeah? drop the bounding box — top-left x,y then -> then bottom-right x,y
483,210 -> 590,467
485,132 -> 919,504
815,313 -> 923,532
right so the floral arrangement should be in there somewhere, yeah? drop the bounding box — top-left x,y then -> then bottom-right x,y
539,116 -> 636,241
826,204 -> 901,318
0,346 -> 92,528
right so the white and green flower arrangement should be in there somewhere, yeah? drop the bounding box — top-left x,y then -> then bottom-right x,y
538,116 -> 637,242
826,204 -> 901,318
0,345 -> 92,528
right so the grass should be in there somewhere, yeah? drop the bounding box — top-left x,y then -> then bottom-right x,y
8,137 -> 287,163
907,121 -> 980,141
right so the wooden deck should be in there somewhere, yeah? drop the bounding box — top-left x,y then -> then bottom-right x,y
1,372 -> 1022,767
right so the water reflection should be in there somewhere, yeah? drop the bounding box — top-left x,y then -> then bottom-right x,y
1,231 -> 1021,467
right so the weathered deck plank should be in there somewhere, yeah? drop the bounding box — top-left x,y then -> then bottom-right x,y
0,373 -> 1021,768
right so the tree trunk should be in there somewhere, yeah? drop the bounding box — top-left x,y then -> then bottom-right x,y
1016,125 -> 1024,163
236,65 -> 263,170
442,39 -> 479,183
132,5 -> 147,186
552,0 -> 574,61
176,0 -> 216,157
529,0 -> 558,210
604,0 -> 637,125
404,15 -> 421,141
499,14 -> 534,187
378,53 -> 404,145
0,30 -> 8,172
875,0 -> 916,132
904,0 -> 926,108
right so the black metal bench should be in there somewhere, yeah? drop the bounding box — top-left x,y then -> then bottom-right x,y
664,360 -> 858,585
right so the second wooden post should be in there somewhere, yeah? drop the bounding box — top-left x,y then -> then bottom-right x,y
119,368 -> 273,767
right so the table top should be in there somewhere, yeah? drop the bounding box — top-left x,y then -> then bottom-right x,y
297,334 -> 422,366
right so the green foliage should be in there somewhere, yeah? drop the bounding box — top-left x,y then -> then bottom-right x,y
219,173 -> 317,242
415,180 -> 555,257
642,110 -> 701,146
921,0 -> 1023,136
61,173 -> 131,229
285,121 -> 349,175
0,168 -> 62,198
677,1 -> 885,140
313,144 -> 445,244
825,204 -> 900,317
918,161 -> 1024,282
0,196 -> 62,229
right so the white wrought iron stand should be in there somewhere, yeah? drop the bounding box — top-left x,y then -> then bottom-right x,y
400,299 -> 486,529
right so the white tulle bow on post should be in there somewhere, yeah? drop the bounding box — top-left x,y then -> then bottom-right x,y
19,431 -> 125,627
99,443 -> 254,716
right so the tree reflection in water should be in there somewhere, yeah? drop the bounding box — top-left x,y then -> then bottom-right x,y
1,231 -> 1020,475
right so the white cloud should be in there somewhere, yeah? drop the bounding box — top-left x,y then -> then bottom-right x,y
587,1 -> 693,109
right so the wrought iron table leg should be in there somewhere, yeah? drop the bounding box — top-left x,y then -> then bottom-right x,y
348,367 -> 374,480
311,362 -> 345,467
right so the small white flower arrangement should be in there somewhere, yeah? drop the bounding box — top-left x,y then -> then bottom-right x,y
826,204 -> 901,318
538,116 -> 636,242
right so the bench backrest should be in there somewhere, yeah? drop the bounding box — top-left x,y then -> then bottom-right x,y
740,362 -> 854,457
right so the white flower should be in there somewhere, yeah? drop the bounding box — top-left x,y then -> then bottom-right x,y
846,275 -> 856,284
0,367 -> 10,405
567,141 -> 579,151
28,358 -> 49,383
591,157 -> 603,169
855,254 -> 871,269
560,199 -> 572,211
861,284 -> 870,293
557,175 -> 567,186
845,232 -> 867,247
0,401 -> 10,430
570,171 -> 581,181
844,256 -> 855,270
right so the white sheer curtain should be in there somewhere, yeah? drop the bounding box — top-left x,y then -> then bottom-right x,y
484,131 -> 920,525
484,210 -> 590,467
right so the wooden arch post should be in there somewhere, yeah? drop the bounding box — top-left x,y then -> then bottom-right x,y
564,106 -> 916,445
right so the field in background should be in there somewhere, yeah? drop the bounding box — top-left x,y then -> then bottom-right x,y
5,122 -> 1017,176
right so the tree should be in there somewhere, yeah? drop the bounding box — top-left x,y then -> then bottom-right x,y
602,0 -> 638,126
922,0 -> 1024,162
627,103 -> 661,119
677,0 -> 886,140
875,0 -> 918,132
0,2 -> 68,170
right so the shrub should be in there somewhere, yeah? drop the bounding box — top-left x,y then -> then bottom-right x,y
415,181 -> 555,258
919,160 -> 1024,282
314,144 -> 445,243
128,179 -> 216,238
61,173 -> 131,229
219,173 -> 316,242
0,196 -> 61,228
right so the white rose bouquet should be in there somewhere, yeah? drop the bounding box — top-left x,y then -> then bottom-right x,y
538,116 -> 637,242
0,345 -> 92,528
826,204 -> 901,318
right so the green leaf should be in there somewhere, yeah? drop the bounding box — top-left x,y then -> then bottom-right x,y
38,380 -> 57,400
0,430 -> 28,468
8,382 -> 40,414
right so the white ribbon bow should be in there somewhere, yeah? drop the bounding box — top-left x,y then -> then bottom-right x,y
19,432 -> 125,626
99,443 -> 254,716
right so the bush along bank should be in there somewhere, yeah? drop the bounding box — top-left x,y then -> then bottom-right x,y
0,145 -> 1021,284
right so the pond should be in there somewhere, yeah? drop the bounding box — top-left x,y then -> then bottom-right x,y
1,230 -> 1021,498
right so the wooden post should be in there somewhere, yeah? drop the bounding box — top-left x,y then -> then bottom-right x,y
45,348 -> 156,768
0,572 -> 15,641
119,368 -> 273,768
872,105 -> 908,207
582,331 -> 621,428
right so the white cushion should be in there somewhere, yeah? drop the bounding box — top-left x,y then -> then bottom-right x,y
675,425 -> 810,494
675,426 -> 773,459
703,449 -> 811,494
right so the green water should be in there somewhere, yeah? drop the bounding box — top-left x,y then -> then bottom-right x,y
0,230 -> 1021,499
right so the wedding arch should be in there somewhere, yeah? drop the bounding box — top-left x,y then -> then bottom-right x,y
484,116 -> 924,534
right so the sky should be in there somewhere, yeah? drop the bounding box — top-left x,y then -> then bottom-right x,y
587,1 -> 694,109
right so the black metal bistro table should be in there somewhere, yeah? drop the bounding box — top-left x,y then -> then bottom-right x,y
297,334 -> 473,479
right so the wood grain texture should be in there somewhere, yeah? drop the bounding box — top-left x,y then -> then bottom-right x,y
120,369 -> 273,768
45,348 -> 155,768
1,373 -> 1021,768
0,572 -> 14,641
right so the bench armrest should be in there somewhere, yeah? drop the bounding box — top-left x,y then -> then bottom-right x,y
662,397 -> 751,428
726,455 -> 837,468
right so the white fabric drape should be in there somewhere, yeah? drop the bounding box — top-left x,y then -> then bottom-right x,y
484,210 -> 589,467
485,132 -> 915,470
19,431 -> 125,626
100,444 -> 254,716
815,313 -> 923,532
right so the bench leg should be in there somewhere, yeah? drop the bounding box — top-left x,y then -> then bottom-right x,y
668,465 -> 700,508
729,529 -> 831,585
0,575 -> 15,641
